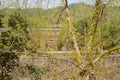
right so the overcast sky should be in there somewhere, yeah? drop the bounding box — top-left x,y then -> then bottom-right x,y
0,0 -> 95,9
30,0 -> 95,8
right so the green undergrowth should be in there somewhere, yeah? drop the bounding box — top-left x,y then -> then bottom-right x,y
13,63 -> 49,80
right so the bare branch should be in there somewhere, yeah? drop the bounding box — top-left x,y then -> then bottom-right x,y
62,0 -> 82,58
93,45 -> 120,64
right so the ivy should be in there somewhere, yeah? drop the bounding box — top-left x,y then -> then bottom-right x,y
0,12 -> 31,52
0,12 -> 35,80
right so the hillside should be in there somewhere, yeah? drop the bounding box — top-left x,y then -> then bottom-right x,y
27,3 -> 93,27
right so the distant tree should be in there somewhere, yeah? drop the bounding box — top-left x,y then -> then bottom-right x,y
74,19 -> 89,48
57,22 -> 74,50
101,19 -> 120,50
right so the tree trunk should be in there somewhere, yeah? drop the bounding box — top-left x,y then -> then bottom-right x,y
62,0 -> 81,57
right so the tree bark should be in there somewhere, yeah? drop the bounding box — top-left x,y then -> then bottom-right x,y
62,0 -> 81,57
